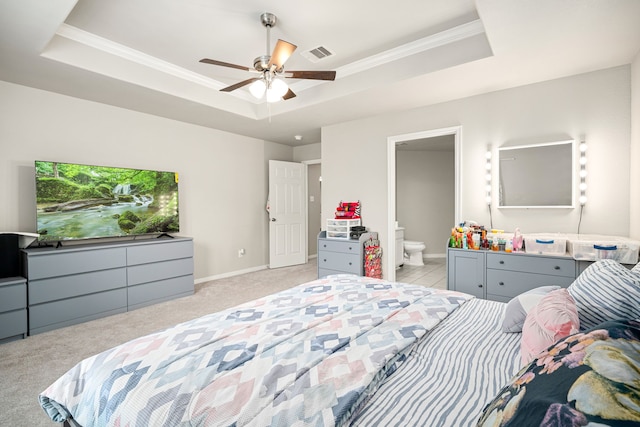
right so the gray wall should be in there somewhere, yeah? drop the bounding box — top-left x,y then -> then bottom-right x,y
323,65 -> 636,279
0,80 -> 293,283
396,149 -> 454,257
307,163 -> 321,256
631,52 -> 640,240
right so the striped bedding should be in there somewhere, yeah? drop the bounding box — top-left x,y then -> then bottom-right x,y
350,298 -> 521,427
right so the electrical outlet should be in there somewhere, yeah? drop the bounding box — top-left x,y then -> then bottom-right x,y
238,248 -> 245,257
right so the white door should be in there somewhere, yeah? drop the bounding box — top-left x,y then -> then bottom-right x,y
268,160 -> 306,268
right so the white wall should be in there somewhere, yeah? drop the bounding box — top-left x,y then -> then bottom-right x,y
0,81 -> 293,282
293,143 -> 321,162
323,66 -> 633,279
630,51 -> 640,240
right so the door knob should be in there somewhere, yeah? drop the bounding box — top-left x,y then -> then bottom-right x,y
271,218 -> 276,222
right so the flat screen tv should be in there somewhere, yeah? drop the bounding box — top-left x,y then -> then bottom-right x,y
35,160 -> 179,243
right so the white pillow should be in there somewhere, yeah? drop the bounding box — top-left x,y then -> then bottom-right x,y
501,286 -> 561,333
567,259 -> 640,330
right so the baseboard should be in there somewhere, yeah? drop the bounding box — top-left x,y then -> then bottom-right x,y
424,253 -> 446,259
195,265 -> 269,284
308,254 -> 318,259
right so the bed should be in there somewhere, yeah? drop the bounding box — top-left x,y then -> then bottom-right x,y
39,260 -> 640,427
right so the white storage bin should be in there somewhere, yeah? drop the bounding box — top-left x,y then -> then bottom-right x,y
524,234 -> 567,255
567,234 -> 640,264
327,219 -> 361,227
326,219 -> 361,239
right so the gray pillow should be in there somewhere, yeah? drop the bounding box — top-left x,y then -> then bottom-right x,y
501,285 -> 561,333
568,259 -> 640,330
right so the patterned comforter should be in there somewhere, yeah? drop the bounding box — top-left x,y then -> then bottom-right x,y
40,274 -> 472,426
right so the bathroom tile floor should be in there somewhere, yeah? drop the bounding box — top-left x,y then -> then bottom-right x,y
395,257 -> 447,289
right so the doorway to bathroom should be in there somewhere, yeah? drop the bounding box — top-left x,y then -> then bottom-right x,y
386,126 -> 461,281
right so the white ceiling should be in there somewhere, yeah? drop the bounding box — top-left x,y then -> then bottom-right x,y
1,0 -> 639,146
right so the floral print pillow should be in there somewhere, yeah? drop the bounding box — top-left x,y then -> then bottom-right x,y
477,319 -> 640,426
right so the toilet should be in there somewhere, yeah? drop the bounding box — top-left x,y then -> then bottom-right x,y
403,240 -> 426,266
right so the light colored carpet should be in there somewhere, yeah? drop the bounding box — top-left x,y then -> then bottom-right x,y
0,261 -> 317,427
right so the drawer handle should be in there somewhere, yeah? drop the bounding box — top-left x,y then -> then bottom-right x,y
478,284 -> 483,288
499,281 -> 504,286
348,262 -> 352,266
554,266 -> 560,270
499,260 -> 505,265
323,244 -> 327,248
348,247 -> 353,251
323,259 -> 327,262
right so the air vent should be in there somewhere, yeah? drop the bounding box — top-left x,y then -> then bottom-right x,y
301,45 -> 335,63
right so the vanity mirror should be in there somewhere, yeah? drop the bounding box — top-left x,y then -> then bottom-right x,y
498,140 -> 574,208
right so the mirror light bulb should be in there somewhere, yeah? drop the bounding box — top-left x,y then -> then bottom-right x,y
579,195 -> 587,205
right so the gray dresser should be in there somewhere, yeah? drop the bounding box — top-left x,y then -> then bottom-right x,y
447,248 -> 576,302
22,237 -> 194,335
0,277 -> 27,343
317,231 -> 371,278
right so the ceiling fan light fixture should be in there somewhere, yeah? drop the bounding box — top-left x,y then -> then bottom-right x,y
263,77 -> 288,103
271,78 -> 288,96
266,88 -> 283,103
249,79 -> 266,98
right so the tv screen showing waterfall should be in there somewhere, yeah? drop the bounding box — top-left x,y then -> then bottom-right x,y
34,160 -> 180,242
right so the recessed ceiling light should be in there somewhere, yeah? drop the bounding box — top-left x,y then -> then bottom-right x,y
294,135 -> 303,141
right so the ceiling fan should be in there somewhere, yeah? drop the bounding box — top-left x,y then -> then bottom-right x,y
199,12 -> 336,102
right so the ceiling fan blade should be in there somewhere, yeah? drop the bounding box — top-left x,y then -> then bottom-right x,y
283,88 -> 296,100
199,58 -> 250,72
268,39 -> 297,70
285,70 -> 336,81
221,77 -> 259,92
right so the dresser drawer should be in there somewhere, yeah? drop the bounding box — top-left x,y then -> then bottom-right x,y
0,281 -> 26,312
318,239 -> 361,255
0,309 -> 27,340
29,268 -> 127,304
318,251 -> 361,274
486,269 -> 574,299
128,275 -> 194,310
486,253 -> 575,277
127,258 -> 193,286
127,240 -> 193,265
24,247 -> 126,280
29,288 -> 127,334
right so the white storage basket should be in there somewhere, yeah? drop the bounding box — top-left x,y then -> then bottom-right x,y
326,219 -> 361,239
567,234 -> 640,264
524,234 -> 567,255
